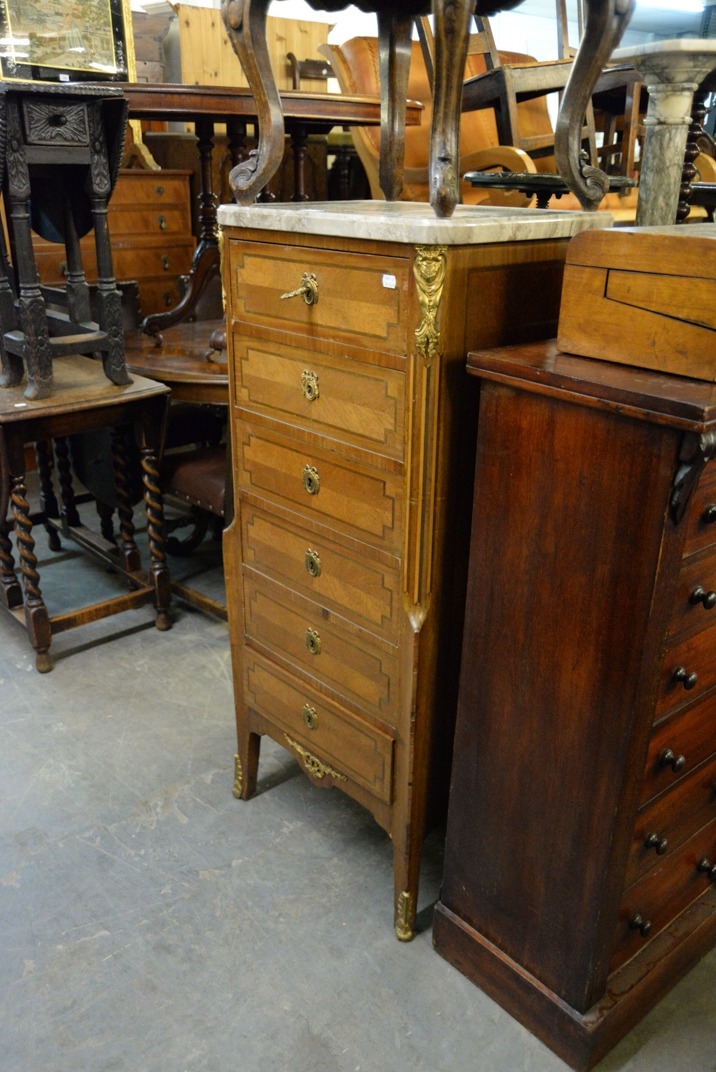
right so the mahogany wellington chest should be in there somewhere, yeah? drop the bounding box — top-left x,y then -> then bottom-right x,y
217,201 -> 606,940
433,340 -> 716,1067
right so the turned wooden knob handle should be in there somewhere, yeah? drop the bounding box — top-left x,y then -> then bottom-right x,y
628,913 -> 652,938
697,858 -> 716,881
644,832 -> 668,855
690,586 -> 716,609
659,748 -> 686,772
672,666 -> 698,690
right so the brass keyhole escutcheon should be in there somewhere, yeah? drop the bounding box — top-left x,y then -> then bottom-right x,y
301,369 -> 319,402
302,703 -> 318,731
302,465 -> 320,495
280,272 -> 319,305
305,628 -> 322,656
305,549 -> 322,578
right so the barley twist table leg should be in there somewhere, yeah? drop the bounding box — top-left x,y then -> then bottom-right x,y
12,471 -> 51,671
141,444 -> 171,631
111,426 -> 141,573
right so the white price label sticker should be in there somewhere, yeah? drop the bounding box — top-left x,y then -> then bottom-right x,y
382,273 -> 397,290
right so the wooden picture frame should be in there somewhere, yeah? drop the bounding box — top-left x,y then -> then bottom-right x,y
0,0 -> 136,83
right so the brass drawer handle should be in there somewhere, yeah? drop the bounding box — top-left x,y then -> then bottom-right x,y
157,214 -> 167,230
302,465 -> 320,496
304,549 -> 321,578
281,272 -> 319,306
672,665 -> 698,690
301,369 -> 319,402
161,255 -> 171,271
155,184 -> 164,196
658,747 -> 686,773
305,627 -> 322,656
690,585 -> 716,609
628,913 -> 651,938
302,703 -> 318,731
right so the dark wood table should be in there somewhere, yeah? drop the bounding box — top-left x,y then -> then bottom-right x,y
119,83 -> 422,340
124,318 -> 228,405
690,182 -> 716,222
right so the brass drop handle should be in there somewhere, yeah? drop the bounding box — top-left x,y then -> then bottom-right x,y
161,255 -> 171,271
157,214 -> 167,230
304,549 -> 322,578
281,272 -> 319,305
644,832 -> 668,855
697,858 -> 716,881
672,666 -> 698,690
690,586 -> 716,609
628,913 -> 652,938
659,748 -> 686,773
302,465 -> 320,496
302,703 -> 318,731
703,504 -> 716,524
301,369 -> 319,402
305,627 -> 322,656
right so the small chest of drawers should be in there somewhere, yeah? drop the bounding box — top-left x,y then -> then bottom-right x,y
31,168 -> 195,317
218,201 -> 607,941
433,340 -> 716,1068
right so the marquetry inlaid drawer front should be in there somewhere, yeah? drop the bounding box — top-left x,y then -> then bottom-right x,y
228,240 -> 411,355
243,574 -> 399,725
669,547 -> 716,640
240,504 -> 400,641
627,753 -> 716,887
244,652 -> 394,803
655,620 -> 716,720
611,818 -> 716,973
233,336 -> 406,461
236,423 -> 403,553
682,465 -> 716,557
641,689 -> 716,806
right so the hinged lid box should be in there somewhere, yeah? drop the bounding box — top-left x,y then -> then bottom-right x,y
557,225 -> 716,379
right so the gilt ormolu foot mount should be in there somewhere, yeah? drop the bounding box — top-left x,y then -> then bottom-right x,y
221,0 -> 635,218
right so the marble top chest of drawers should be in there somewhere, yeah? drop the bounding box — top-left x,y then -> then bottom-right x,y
434,340 -> 716,1067
218,201 -> 606,940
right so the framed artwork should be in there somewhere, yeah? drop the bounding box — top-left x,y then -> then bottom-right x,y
0,0 -> 136,83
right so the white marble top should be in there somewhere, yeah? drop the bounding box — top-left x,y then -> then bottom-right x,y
217,200 -> 612,246
612,38 -> 716,84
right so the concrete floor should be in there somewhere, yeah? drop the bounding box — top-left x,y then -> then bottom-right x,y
1,518 -> 715,1072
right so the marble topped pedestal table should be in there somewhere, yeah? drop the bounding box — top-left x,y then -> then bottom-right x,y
611,38 -> 716,226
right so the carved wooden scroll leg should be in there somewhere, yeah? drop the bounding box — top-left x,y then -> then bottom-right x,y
221,0 -> 287,204
555,0 -> 635,210
376,11 -> 413,202
430,0 -> 473,218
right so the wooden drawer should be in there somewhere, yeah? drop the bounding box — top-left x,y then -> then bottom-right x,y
34,237 -> 195,287
668,546 -> 716,640
611,818 -> 716,973
240,502 -> 400,642
108,205 -> 191,238
655,620 -> 716,720
641,689 -> 716,805
137,278 -> 186,317
110,171 -> 192,208
244,651 -> 394,803
627,752 -> 716,886
682,464 -> 716,557
227,239 -> 411,356
233,334 -> 406,461
235,421 -> 404,553
244,573 -> 400,725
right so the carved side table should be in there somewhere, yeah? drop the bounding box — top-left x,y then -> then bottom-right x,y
0,81 -> 130,399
